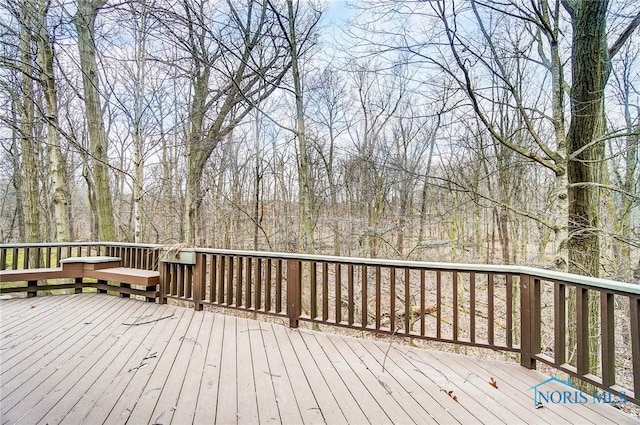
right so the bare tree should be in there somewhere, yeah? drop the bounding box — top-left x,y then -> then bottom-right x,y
74,0 -> 116,240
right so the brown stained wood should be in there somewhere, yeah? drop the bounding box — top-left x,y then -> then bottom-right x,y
577,286 -> 590,376
270,325 -> 325,424
311,329 -> 390,424
375,266 -> 381,330
265,259 -> 272,312
218,255 -> 226,303
193,314 -> 226,424
287,329 -> 345,424
631,297 -> 640,398
555,283 -> 567,366
437,270 -> 442,339
0,267 -> 81,283
470,272 -> 476,343
345,339 -> 438,424
236,316 -> 260,425
520,275 -> 534,368
359,338 -> 475,424
121,306 -> 196,425
84,267 -> 159,286
149,311 -> 205,424
348,263 -> 354,326
397,345 -> 521,425
390,267 -> 396,331
1,295 -> 127,383
215,315 -> 240,424
310,261 -> 317,319
420,269 -> 426,336
227,256 -> 234,306
254,258 -> 262,310
209,254 -> 217,303
3,298 -> 155,424
275,259 -> 283,313
441,350 -> 635,425
46,304 -> 180,425
246,318 -> 281,425
335,263 -> 342,323
245,257 -> 252,309
404,268 -> 410,335
236,256 -> 244,307
322,262 -> 329,322
258,321 -> 305,425
324,332 -> 416,424
453,272 -> 459,341
506,274 -> 514,348
362,265 -> 368,329
171,313 -> 215,424
297,330 -> 369,424
2,294 -> 637,425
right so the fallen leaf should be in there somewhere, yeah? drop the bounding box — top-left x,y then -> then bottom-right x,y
30,305 -> 36,309
490,377 -> 498,389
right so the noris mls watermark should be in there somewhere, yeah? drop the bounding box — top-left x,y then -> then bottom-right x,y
530,377 -> 627,407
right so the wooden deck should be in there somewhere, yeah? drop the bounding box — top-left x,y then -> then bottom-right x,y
1,294 -> 637,425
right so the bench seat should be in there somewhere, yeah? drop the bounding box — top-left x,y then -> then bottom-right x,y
84,267 -> 159,287
0,267 -> 82,283
0,261 -> 160,301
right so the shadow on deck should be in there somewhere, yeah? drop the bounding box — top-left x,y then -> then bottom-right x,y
1,294 -> 637,425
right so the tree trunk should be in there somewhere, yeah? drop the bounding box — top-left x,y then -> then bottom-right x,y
565,0 -> 610,277
19,13 -> 40,245
286,0 -> 315,254
75,0 -> 116,241
35,0 -> 70,242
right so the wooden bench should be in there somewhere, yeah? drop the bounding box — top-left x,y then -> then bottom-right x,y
0,256 -> 160,301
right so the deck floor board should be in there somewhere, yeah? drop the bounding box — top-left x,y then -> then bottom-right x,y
1,294 -> 638,425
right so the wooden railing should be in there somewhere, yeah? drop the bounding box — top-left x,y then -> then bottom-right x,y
2,242 -> 639,406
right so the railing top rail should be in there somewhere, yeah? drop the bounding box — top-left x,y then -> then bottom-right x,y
2,242 -> 638,295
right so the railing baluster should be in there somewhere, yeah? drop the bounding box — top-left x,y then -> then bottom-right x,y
555,283 -> 566,366
390,267 -> 396,331
245,257 -> 252,309
347,264 -> 354,326
218,255 -> 225,303
335,264 -> 341,323
236,257 -> 243,307
420,269 -> 425,336
436,270 -> 441,339
193,253 -> 205,311
361,265 -> 368,329
601,291 -> 615,386
404,268 -> 410,335
576,286 -> 590,376
310,261 -> 317,319
375,266 -> 381,330
275,259 -> 282,313
207,254 -> 218,303
470,272 -> 476,343
630,297 -> 640,398
488,273 -> 494,346
322,262 -> 329,322
453,271 -> 458,342
227,256 -> 234,305
255,258 -> 262,311
506,274 -> 513,348
265,259 -> 272,312
287,259 -> 301,328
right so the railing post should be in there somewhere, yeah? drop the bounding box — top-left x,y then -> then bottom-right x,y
193,253 -> 205,311
520,274 -> 540,369
287,259 -> 301,328
158,262 -> 168,305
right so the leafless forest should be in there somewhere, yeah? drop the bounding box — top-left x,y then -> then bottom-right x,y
1,0 -> 639,282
